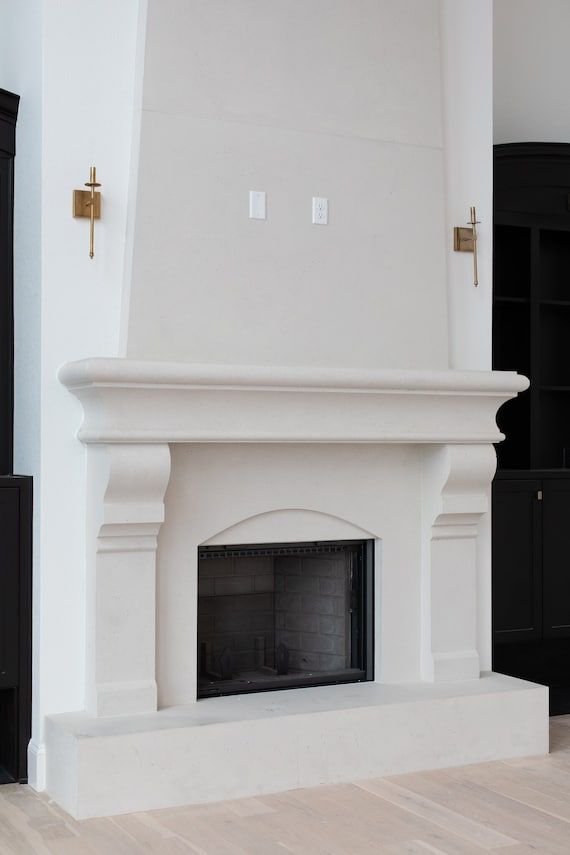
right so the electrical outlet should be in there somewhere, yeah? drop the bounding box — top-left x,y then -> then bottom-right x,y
312,197 -> 328,225
249,190 -> 266,220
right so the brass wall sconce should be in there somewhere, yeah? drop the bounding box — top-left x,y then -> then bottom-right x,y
453,206 -> 480,287
73,167 -> 102,259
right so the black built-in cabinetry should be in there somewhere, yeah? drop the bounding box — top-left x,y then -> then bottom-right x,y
0,478 -> 32,782
493,143 -> 570,714
0,89 -> 32,781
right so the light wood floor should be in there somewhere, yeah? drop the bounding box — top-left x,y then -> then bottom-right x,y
3,719 -> 570,854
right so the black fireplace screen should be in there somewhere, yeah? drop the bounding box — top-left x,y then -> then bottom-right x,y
197,539 -> 373,698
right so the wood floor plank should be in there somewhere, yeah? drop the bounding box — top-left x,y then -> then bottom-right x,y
265,784 -> 447,851
445,761 -> 570,823
0,796 -> 55,855
354,778 -> 518,849
382,842 -> 449,855
109,812 -> 195,853
383,771 -> 570,854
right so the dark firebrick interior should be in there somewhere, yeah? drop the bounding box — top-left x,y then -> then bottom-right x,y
197,540 -> 373,698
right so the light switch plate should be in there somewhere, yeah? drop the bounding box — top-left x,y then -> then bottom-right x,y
249,190 -> 266,220
312,197 -> 328,225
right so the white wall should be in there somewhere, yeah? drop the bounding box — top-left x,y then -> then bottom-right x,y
440,0 -> 493,371
494,0 -> 570,144
126,0 -> 450,371
0,0 -> 42,477
35,0 -> 142,786
439,0 -> 494,672
1,0 -> 144,789
0,0 -> 43,783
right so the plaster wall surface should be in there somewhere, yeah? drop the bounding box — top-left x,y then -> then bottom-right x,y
39,0 -> 140,724
0,0 -> 42,479
494,0 -> 570,144
0,0 -> 43,780
0,0 -> 144,788
441,0 -> 493,372
126,0 -> 450,370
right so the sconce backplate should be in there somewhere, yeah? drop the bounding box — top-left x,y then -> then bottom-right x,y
453,226 -> 475,252
73,190 -> 101,219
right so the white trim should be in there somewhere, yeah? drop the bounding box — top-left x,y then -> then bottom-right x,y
27,740 -> 46,791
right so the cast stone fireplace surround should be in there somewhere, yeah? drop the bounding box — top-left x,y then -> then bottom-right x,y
44,358 -> 548,818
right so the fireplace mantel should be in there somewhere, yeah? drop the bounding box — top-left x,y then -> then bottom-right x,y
57,356 -> 529,717
59,358 -> 527,444
48,357 -> 547,819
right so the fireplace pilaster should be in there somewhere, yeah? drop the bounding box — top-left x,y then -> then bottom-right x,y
85,442 -> 171,716
422,444 -> 497,682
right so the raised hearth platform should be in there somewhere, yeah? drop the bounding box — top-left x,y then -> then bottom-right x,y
45,673 -> 548,819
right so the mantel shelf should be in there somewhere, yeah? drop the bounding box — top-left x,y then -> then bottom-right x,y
59,358 -> 528,446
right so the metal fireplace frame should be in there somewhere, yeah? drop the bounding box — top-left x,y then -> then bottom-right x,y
197,539 -> 374,698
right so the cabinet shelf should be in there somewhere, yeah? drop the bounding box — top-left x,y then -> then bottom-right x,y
541,299 -> 570,308
494,296 -> 529,305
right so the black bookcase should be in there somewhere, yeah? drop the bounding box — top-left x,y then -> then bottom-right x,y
493,143 -> 570,714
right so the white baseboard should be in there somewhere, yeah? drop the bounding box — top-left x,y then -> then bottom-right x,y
27,740 -> 46,791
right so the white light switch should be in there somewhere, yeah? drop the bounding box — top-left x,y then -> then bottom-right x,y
249,190 -> 266,220
312,197 -> 328,225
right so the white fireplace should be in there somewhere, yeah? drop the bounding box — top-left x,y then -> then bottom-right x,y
41,359 -> 547,818
12,0 -> 549,821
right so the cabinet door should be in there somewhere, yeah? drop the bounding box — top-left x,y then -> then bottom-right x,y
0,487 -> 20,687
543,479 -> 570,638
0,152 -> 15,474
493,479 -> 542,642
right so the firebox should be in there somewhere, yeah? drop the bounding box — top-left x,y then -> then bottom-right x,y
197,539 -> 374,698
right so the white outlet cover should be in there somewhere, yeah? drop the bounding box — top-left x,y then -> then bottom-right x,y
312,197 -> 328,225
249,190 -> 266,220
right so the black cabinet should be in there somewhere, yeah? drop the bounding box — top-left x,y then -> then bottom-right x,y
0,477 -> 32,783
0,91 -> 30,782
0,489 -> 22,684
493,475 -> 570,642
493,144 -> 570,714
0,89 -> 18,475
493,478 -> 541,643
493,474 -> 570,714
543,480 -> 570,638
